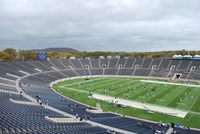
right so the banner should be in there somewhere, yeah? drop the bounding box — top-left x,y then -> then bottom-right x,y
36,52 -> 47,60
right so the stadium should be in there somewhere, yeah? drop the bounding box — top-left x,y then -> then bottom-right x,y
0,55 -> 200,134
1,0 -> 200,134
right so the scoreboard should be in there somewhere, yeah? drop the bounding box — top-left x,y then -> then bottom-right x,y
36,52 -> 47,61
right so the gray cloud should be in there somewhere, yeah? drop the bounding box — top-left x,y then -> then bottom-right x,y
0,0 -> 200,51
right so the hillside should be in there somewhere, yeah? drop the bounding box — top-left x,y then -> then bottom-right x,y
32,47 -> 79,52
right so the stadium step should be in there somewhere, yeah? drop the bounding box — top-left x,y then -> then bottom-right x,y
166,127 -> 174,134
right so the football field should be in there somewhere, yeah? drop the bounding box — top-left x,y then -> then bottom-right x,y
53,76 -> 200,128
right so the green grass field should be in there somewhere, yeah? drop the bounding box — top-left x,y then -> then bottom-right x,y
53,77 -> 200,129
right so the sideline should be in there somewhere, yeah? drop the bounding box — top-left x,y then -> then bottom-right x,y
141,80 -> 200,88
92,94 -> 187,118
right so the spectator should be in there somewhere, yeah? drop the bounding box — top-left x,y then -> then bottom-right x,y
19,91 -> 23,98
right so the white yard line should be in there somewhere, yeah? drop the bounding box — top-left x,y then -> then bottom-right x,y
176,89 -> 198,110
63,77 -> 105,87
165,87 -> 187,106
141,80 -> 200,88
188,93 -> 200,111
59,86 -> 89,94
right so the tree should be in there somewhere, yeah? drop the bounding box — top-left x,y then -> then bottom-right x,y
0,52 -> 13,61
22,51 -> 36,60
3,48 -> 17,60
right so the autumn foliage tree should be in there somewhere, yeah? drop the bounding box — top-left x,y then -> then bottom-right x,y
0,51 -> 13,61
3,48 -> 17,60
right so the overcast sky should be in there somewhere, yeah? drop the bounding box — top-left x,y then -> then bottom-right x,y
0,0 -> 200,52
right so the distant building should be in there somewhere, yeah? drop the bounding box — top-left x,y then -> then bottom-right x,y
99,56 -> 105,59
69,56 -> 76,59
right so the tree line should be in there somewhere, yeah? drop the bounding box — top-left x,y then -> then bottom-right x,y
0,48 -> 200,62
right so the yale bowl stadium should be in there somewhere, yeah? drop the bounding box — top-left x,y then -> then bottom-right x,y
0,57 -> 200,134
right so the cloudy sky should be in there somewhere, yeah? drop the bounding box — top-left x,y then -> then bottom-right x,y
0,0 -> 200,52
